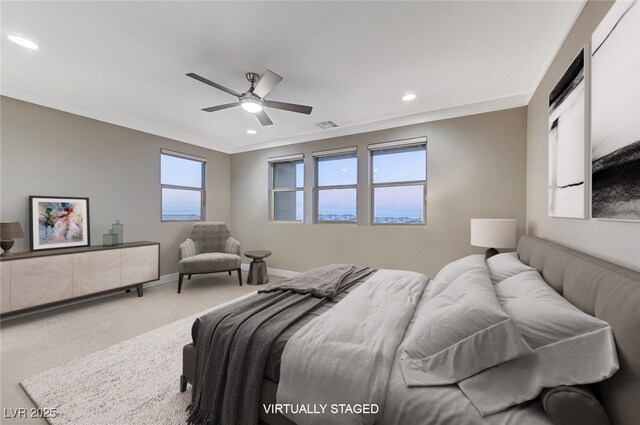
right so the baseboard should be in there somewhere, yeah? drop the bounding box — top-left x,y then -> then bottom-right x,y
240,263 -> 299,279
148,272 -> 179,288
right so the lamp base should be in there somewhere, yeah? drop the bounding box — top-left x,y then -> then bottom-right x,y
1,239 -> 15,256
485,247 -> 499,260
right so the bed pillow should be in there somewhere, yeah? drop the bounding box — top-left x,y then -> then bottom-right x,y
428,254 -> 486,298
399,268 -> 532,386
458,271 -> 619,416
486,252 -> 535,284
541,385 -> 610,425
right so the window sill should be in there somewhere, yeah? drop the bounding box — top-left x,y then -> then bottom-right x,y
371,223 -> 427,228
269,220 -> 303,224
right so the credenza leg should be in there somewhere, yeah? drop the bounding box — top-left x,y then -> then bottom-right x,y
136,285 -> 143,297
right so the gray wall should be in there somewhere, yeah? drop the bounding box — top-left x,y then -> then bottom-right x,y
526,0 -> 640,271
0,96 -> 231,275
231,107 -> 527,277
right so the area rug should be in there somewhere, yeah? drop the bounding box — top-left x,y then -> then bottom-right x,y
20,292 -> 256,425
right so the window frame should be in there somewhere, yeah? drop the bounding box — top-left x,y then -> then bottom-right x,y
269,154 -> 305,223
314,147 -> 358,224
160,149 -> 206,223
369,138 -> 427,226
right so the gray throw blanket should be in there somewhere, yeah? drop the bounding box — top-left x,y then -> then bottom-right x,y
259,264 -> 359,299
187,264 -> 373,425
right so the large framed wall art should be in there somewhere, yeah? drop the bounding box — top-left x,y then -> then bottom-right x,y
590,0 -> 640,221
548,48 -> 587,218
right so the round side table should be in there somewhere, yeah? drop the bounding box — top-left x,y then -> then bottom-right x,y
245,250 -> 272,285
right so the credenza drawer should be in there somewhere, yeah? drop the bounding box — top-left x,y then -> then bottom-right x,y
121,245 -> 158,285
11,256 -> 74,310
73,250 -> 121,296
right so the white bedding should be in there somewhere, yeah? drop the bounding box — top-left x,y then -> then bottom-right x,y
277,268 -> 554,425
379,289 -> 554,425
277,269 -> 428,425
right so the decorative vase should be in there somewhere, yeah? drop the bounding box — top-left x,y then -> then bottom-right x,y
102,229 -> 118,247
111,220 -> 124,245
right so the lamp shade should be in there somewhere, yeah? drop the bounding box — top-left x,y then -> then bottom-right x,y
470,219 -> 516,249
0,221 -> 24,239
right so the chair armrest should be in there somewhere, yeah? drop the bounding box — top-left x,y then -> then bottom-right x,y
179,239 -> 196,260
225,237 -> 241,256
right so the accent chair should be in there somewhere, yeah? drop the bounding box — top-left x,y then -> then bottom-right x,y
177,222 -> 242,293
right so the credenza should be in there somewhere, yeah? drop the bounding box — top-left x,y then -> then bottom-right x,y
0,241 -> 159,316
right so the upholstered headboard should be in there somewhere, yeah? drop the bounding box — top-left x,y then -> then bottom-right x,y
516,236 -> 640,425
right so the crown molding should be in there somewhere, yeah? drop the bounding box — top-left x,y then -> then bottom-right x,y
230,93 -> 529,154
2,84 -> 528,156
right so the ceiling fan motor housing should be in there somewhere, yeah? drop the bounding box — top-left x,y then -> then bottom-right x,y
245,72 -> 261,87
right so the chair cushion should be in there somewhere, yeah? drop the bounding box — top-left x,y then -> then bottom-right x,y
178,253 -> 241,273
188,222 -> 232,254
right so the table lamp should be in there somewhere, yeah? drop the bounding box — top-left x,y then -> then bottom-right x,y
0,221 -> 24,256
470,219 -> 516,259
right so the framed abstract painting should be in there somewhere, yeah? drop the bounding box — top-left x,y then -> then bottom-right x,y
29,196 -> 90,251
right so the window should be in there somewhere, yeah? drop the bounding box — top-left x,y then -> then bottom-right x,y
270,155 -> 304,222
315,148 -> 357,223
160,150 -> 205,221
370,138 -> 427,225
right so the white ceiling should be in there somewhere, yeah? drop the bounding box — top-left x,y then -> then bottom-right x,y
1,1 -> 585,154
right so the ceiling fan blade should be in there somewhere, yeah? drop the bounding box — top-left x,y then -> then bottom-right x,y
253,70 -> 283,99
265,100 -> 313,115
202,102 -> 240,112
256,110 -> 273,126
186,73 -> 241,98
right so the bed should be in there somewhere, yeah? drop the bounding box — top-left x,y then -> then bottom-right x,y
181,235 -> 640,425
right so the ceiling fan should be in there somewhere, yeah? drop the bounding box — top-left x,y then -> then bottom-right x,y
186,70 -> 313,126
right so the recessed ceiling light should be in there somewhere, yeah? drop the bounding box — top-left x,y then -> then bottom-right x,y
341,168 -> 348,172
246,129 -> 257,135
402,94 -> 416,101
7,34 -> 39,50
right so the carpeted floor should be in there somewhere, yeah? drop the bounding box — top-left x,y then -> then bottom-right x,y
0,274 -> 269,425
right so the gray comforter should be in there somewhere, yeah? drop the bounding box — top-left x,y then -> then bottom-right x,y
187,264 -> 372,425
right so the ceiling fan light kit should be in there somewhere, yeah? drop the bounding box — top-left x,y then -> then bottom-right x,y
240,97 -> 263,113
187,69 -> 313,126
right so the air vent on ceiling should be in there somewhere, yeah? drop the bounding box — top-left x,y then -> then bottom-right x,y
315,121 -> 338,129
